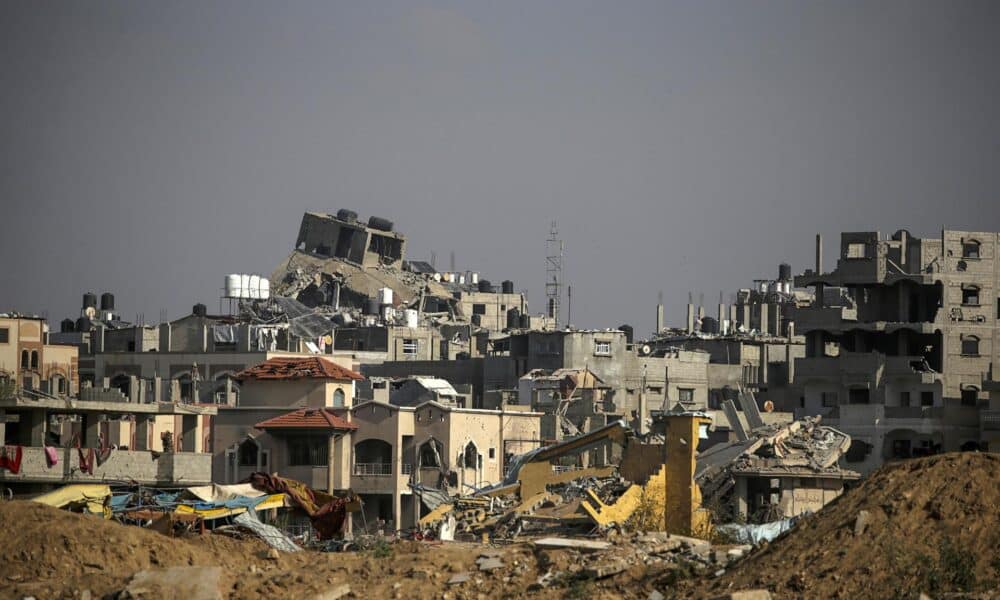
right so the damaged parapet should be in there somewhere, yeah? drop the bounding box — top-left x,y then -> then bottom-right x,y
696,413 -> 860,524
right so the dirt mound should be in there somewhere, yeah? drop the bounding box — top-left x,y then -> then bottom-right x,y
684,452 -> 1000,599
0,500 -> 653,599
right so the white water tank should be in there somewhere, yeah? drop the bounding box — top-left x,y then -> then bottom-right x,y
259,278 -> 270,300
378,287 -> 393,305
458,274 -> 466,285
382,306 -> 395,321
470,272 -> 479,284
404,309 -> 419,328
433,273 -> 442,282
247,275 -> 261,299
225,274 -> 242,298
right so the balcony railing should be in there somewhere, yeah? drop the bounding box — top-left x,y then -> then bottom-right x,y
401,463 -> 413,475
982,411 -> 1000,432
353,462 -> 392,476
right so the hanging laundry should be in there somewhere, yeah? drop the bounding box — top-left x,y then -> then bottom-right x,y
77,447 -> 95,475
44,446 -> 59,467
0,446 -> 23,474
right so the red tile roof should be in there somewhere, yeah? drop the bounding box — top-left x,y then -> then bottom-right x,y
255,408 -> 357,431
237,356 -> 364,382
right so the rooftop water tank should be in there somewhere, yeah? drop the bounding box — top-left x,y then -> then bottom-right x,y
75,317 -> 91,332
193,303 -> 208,317
83,292 -> 98,310
478,280 -> 492,293
336,209 -> 358,223
100,292 -> 115,311
779,262 -> 792,281
378,287 -> 393,306
501,280 -> 514,294
368,216 -> 394,232
225,274 -> 242,298
404,309 -> 419,328
60,318 -> 75,333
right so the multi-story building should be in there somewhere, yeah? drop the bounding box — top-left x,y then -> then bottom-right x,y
0,314 -> 79,397
794,229 -> 998,472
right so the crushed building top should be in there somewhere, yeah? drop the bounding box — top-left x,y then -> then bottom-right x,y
236,357 -> 364,381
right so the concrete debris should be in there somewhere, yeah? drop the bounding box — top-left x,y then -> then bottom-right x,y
125,566 -> 223,600
312,584 -> 351,600
696,410 -> 861,524
533,538 -> 611,551
853,510 -> 871,536
446,573 -> 471,585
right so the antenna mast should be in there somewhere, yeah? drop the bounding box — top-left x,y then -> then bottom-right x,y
546,221 -> 564,328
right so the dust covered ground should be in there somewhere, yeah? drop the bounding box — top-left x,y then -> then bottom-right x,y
0,500 -> 675,599
4,453 -> 1000,599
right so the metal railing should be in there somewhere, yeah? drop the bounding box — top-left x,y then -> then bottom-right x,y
353,462 -> 392,476
982,410 -> 1000,431
401,463 -> 413,475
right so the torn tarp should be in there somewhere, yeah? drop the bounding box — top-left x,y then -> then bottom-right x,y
409,483 -> 453,511
233,510 -> 301,552
716,513 -> 806,545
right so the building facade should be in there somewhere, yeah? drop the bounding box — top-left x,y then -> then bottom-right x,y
794,230 -> 999,472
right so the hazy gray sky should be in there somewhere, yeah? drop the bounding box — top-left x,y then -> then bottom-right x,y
3,1 -> 999,335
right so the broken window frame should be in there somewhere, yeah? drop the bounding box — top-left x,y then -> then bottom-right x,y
962,239 -> 981,259
677,388 -> 695,404
401,338 -> 419,356
846,243 -> 867,259
961,286 -> 980,307
288,434 -> 329,466
594,341 -> 612,356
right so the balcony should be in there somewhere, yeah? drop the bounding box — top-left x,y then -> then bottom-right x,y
0,447 -> 212,485
353,462 -> 392,476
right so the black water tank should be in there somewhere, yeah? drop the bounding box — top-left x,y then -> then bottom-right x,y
701,316 -> 719,334
336,209 -> 358,223
506,308 -> 521,330
60,318 -> 75,333
501,280 -> 514,294
192,303 -> 208,317
365,298 -> 380,315
519,314 -> 529,329
83,292 -> 98,310
101,292 -> 115,311
778,263 -> 792,281
619,324 -> 634,344
76,317 -> 91,332
471,314 -> 482,327
367,216 -> 394,232
478,280 -> 492,293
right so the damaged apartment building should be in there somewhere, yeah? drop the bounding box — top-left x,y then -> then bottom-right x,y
1,313 -> 217,493
270,211 -> 548,365
793,229 -> 1000,473
365,327 -> 714,445
646,264 -> 811,419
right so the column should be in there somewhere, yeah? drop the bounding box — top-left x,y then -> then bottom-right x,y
28,409 -> 47,446
181,414 -> 198,453
134,416 -> 151,451
83,413 -> 101,447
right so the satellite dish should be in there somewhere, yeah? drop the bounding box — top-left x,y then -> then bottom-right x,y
763,400 -> 775,413
640,344 -> 651,356
84,306 -> 96,319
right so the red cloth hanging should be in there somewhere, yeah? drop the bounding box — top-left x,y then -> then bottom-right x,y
0,446 -> 23,474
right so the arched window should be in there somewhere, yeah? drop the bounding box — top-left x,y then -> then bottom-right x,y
962,240 -> 980,259
20,350 -> 29,370
463,441 -> 478,468
238,438 -> 260,467
961,335 -> 980,356
30,351 -> 38,370
419,439 -> 442,468
332,388 -> 346,407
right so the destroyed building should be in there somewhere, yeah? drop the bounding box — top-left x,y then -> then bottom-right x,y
794,230 -> 1000,473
